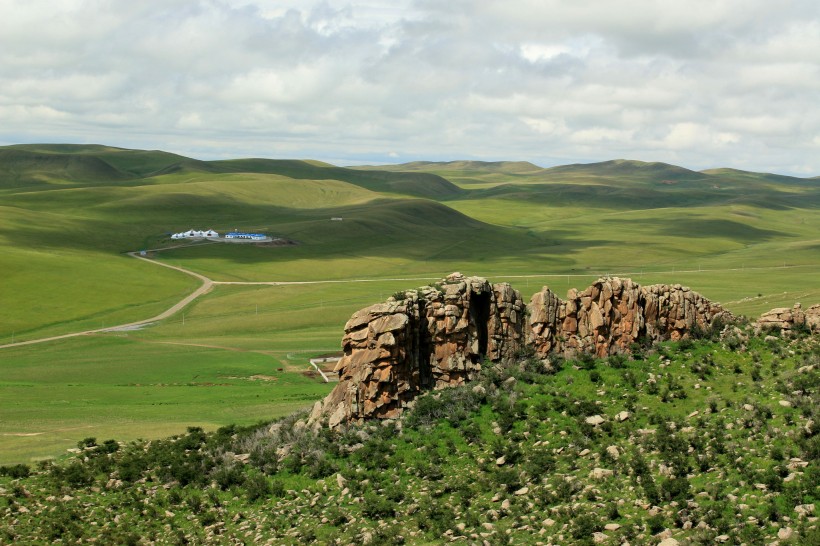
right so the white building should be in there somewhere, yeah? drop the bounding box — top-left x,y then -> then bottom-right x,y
171,229 -> 220,240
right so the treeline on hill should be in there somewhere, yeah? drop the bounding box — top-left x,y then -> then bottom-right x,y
1,325 -> 818,545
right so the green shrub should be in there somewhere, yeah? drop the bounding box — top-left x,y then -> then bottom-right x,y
213,464 -> 245,490
362,491 -> 395,518
0,464 -> 30,479
646,513 -> 666,535
607,354 -> 628,368
571,513 -> 602,540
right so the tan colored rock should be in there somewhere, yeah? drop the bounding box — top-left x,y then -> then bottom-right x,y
310,274 -> 524,427
616,411 -> 631,422
757,302 -> 820,335
311,273 -> 733,428
586,415 -> 606,426
529,277 -> 730,358
590,468 -> 614,480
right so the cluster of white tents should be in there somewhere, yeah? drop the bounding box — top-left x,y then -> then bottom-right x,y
170,229 -> 219,240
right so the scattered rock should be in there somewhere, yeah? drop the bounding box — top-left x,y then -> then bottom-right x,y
616,411 -> 631,422
777,527 -> 794,540
586,415 -> 606,426
795,504 -> 815,517
606,445 -> 620,460
590,468 -> 614,480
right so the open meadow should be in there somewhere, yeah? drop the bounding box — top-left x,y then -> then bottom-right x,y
1,145 -> 818,463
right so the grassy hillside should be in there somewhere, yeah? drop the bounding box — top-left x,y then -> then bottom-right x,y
214,158 -> 464,199
0,145 -> 818,465
1,332 -> 817,544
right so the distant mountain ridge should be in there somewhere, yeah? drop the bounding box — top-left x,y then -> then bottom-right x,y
0,144 -> 820,189
0,144 -> 463,199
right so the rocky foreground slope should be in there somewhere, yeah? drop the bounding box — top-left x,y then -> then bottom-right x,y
310,273 -> 735,427
3,322 -> 817,545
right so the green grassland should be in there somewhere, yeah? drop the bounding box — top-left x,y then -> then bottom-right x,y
0,144 -> 818,463
0,336 -> 332,465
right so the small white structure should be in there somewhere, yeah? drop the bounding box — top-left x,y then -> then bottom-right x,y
225,232 -> 266,241
170,228 -> 220,240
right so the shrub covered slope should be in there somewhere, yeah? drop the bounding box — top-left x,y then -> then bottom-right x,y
1,328 -> 818,545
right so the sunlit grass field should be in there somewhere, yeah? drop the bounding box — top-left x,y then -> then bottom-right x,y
1,145 -> 817,463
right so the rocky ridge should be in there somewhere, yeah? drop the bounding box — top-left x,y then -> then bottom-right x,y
755,302 -> 820,334
528,277 -> 731,358
311,273 -> 733,428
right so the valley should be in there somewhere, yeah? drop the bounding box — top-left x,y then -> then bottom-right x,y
1,144 -> 818,464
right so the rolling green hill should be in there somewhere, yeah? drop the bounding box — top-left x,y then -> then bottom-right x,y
0,144 -> 818,465
214,158 -> 464,199
0,149 -> 130,190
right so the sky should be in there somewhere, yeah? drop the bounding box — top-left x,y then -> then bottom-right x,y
1,0 -> 819,175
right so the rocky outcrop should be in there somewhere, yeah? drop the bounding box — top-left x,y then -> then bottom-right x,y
756,303 -> 820,335
310,274 -> 730,428
309,273 -> 524,428
529,277 -> 732,358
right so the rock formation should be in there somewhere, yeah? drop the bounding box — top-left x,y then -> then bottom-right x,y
310,274 -> 731,428
756,303 -> 820,335
529,277 -> 731,358
309,273 -> 524,428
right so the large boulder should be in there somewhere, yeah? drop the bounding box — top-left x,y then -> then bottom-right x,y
309,273 -> 524,427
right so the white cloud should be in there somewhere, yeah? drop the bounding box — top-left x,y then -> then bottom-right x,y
0,0 -> 817,174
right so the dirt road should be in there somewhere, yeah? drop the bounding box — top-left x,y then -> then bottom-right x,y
0,253 -> 213,350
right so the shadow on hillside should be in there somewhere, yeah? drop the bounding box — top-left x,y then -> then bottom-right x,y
602,217 -> 789,243
448,183 -> 820,212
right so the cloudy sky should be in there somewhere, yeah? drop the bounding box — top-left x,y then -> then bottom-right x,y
1,0 -> 819,174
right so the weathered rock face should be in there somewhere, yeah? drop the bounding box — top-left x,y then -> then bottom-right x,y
309,273 -> 524,428
756,303 -> 820,334
529,277 -> 732,358
310,274 -> 731,428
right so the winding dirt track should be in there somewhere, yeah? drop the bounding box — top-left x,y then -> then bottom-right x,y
0,253 -> 215,350
0,252 -> 439,350
1,250 -> 815,351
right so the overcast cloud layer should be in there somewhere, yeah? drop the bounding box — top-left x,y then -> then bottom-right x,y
1,0 -> 819,174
